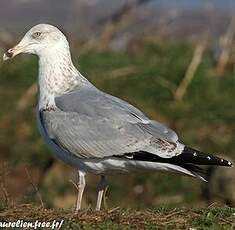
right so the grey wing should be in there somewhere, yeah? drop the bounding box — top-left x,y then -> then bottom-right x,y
55,85 -> 178,142
43,85 -> 182,159
42,110 -> 151,158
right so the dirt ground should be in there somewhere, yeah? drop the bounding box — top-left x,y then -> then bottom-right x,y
0,204 -> 234,229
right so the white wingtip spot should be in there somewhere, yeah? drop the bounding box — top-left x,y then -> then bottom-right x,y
221,159 -> 224,162
228,161 -> 232,166
193,152 -> 197,156
207,156 -> 211,160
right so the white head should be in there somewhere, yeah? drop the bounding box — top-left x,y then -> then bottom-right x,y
3,24 -> 70,60
3,24 -> 88,110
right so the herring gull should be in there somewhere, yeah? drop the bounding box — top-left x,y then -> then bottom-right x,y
3,24 -> 233,212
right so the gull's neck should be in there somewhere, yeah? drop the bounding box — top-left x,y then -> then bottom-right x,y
38,44 -> 88,110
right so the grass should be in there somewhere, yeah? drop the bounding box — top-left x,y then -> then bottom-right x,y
0,204 -> 234,229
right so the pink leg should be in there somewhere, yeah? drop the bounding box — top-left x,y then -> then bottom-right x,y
95,175 -> 107,211
74,170 -> 86,214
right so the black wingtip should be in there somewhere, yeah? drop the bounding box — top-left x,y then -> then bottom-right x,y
120,147 -> 233,168
182,146 -> 233,167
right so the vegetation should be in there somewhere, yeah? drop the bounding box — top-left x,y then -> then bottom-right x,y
0,204 -> 234,229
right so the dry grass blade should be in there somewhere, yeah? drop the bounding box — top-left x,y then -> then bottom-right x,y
0,162 -> 11,208
216,15 -> 235,75
69,179 -> 79,191
174,38 -> 207,101
25,167 -> 44,207
108,207 -> 120,214
108,66 -> 137,79
0,184 -> 10,208
99,0 -> 151,49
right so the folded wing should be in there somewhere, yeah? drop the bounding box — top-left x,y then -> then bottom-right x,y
41,85 -> 182,159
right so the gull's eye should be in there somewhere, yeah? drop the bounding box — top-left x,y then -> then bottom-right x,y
32,31 -> 42,39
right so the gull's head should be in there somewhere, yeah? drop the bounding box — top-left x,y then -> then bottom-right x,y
3,24 -> 69,61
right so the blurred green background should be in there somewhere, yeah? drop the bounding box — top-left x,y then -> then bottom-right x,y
0,0 -> 234,212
